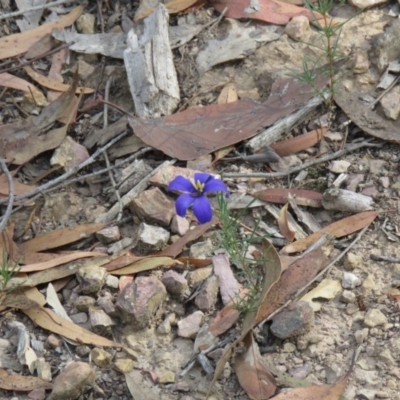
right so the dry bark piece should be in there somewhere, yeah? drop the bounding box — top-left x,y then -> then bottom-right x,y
0,369 -> 52,391
322,188 -> 374,213
124,4 -> 180,118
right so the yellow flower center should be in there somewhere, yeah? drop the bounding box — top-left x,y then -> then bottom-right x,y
193,180 -> 205,192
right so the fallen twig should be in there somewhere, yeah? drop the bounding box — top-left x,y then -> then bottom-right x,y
370,254 -> 400,263
223,141 -> 383,178
0,158 -> 14,232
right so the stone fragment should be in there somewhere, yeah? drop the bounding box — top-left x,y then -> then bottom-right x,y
354,328 -> 369,344
149,165 -> 196,188
88,307 -> 116,335
97,292 -> 117,316
362,274 -> 375,289
194,324 -> 218,352
187,266 -> 212,286
379,176 -> 390,188
349,0 -> 386,8
377,348 -> 395,365
170,215 -> 190,236
189,239 -> 213,259
107,237 -> 134,254
364,308 -> 388,327
328,160 -> 351,173
113,359 -> 134,373
130,187 -> 175,227
157,313 -> 176,335
50,136 -> 90,172
116,276 -> 167,330
270,301 -> 314,339
51,362 -> 95,400
357,389 -> 376,400
353,48 -> 369,74
74,296 -> 96,312
368,160 -> 387,175
177,311 -> 204,338
162,270 -> 188,296
195,275 -> 219,311
76,345 -> 91,357
46,334 -> 62,349
340,290 -> 356,303
105,274 -> 119,289
76,13 -> 96,34
341,272 -> 360,289
90,348 -> 112,368
284,15 -> 309,41
36,358 -> 52,382
289,363 -> 311,379
282,342 -> 296,353
95,227 -> 120,244
324,131 -> 343,141
344,252 -> 362,271
77,265 -> 107,294
346,174 -> 365,192
74,60 -> 95,80
70,312 -> 88,325
28,388 -> 46,400
159,370 -> 175,384
135,223 -> 170,253
380,85 -> 400,120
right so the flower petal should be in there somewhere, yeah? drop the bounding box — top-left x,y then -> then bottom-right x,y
175,194 -> 195,217
193,195 -> 213,224
194,172 -> 214,185
168,176 -> 196,193
204,178 -> 229,195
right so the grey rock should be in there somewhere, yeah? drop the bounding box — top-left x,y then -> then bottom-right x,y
189,239 -> 213,259
162,270 -> 188,297
195,275 -> 219,311
177,311 -> 204,338
76,265 -> 107,294
341,272 -> 360,289
364,308 -> 388,327
135,223 -> 170,253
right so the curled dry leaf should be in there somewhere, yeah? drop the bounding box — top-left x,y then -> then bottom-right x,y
278,203 -> 296,242
235,331 -> 277,399
0,6 -> 83,60
281,210 -> 383,254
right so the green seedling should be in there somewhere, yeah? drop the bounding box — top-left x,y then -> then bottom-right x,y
215,193 -> 270,317
0,251 -> 21,295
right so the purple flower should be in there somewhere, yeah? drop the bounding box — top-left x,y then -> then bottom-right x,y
168,173 -> 229,224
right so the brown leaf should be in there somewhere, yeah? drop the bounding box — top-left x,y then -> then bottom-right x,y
235,331 -> 276,399
24,66 -> 94,94
158,221 -> 213,257
0,73 -> 47,105
0,72 -> 79,165
0,369 -> 52,391
19,252 -> 103,273
135,0 -> 201,21
108,257 -> 180,275
20,222 -> 108,253
254,188 -> 322,208
270,128 -> 327,157
1,293 -> 41,310
217,82 -> 239,104
23,307 -> 122,347
0,6 -> 83,60
128,75 -> 329,161
278,203 -> 296,241
281,211 -> 382,254
254,248 -> 328,325
210,0 -> 322,25
0,173 -> 35,196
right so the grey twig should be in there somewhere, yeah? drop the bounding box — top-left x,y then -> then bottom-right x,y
0,130 -> 130,205
370,254 -> 400,263
223,141 -> 383,179
0,158 -> 14,232
0,0 -> 78,21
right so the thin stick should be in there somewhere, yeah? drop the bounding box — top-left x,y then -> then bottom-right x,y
370,254 -> 400,263
0,130 -> 130,205
260,224 -> 370,325
223,141 -> 383,179
0,0 -> 77,21
0,159 -> 14,233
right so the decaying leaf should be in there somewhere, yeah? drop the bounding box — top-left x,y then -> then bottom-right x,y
0,368 -> 52,391
0,6 -> 83,60
0,173 -> 35,197
254,188 -> 322,208
235,331 -> 276,399
210,0 -> 322,25
135,0 -> 201,21
109,257 -> 180,275
128,75 -> 329,160
282,210 -> 382,254
278,203 -> 296,242
24,66 -> 94,94
1,293 -> 41,310
23,307 -> 122,348
20,222 -> 108,253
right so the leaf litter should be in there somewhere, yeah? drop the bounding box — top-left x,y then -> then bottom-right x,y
0,0 -> 399,399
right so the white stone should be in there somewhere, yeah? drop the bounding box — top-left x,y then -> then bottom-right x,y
342,272 -> 360,289
380,85 -> 400,120
189,239 -> 213,259
284,16 -> 309,41
364,308 -> 388,327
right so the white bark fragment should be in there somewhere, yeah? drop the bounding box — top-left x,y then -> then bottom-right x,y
123,4 -> 180,118
322,189 -> 374,213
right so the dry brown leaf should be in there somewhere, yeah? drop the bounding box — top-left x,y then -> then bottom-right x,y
109,257 -> 180,275
19,252 -> 103,273
135,0 -> 200,21
0,293 -> 42,310
20,222 -> 108,253
0,369 -> 52,391
217,82 -> 238,104
0,173 -> 35,197
271,128 -> 327,157
24,66 -> 94,94
281,210 -> 382,254
21,287 -> 46,307
278,203 -> 296,242
0,224 -> 23,262
23,307 -> 122,347
254,188 -> 322,208
0,6 -> 83,61
0,72 -> 79,165
0,73 -> 47,105
210,0 -> 322,25
235,331 -> 276,399
128,75 -> 329,161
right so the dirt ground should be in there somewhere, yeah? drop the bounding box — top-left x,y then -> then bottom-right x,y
1,1 -> 400,400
